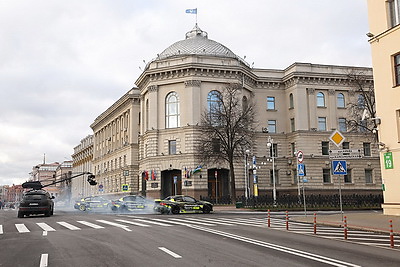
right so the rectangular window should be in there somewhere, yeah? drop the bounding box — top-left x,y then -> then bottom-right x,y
290,118 -> 295,132
323,169 -> 331,183
267,120 -> 277,133
318,117 -> 327,131
267,96 -> 275,110
388,0 -> 400,28
344,169 -> 352,183
365,169 -> 373,184
363,142 -> 371,156
293,168 -> 297,184
395,54 -> 400,86
338,118 -> 347,132
397,109 -> 400,142
269,169 -> 279,185
322,141 -> 329,155
342,142 -> 350,149
212,138 -> 221,153
168,140 -> 176,155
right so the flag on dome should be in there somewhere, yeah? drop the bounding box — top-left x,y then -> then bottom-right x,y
186,8 -> 197,14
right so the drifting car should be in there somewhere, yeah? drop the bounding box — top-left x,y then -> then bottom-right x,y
18,190 -> 54,218
154,195 -> 213,214
110,195 -> 148,212
74,196 -> 110,212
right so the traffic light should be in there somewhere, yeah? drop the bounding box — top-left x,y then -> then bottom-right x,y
87,174 -> 97,186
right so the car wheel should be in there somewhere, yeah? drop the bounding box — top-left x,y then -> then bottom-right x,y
170,205 -> 180,214
111,206 -> 118,212
45,211 -> 51,217
50,207 -> 54,216
79,205 -> 86,212
203,205 -> 211,214
17,211 -> 24,218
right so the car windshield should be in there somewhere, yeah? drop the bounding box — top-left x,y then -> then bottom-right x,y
124,196 -> 137,201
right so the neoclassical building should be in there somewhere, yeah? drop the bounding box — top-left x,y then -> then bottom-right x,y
73,24 -> 382,201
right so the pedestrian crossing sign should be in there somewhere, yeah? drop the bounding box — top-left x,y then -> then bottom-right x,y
332,160 -> 347,175
297,164 -> 305,176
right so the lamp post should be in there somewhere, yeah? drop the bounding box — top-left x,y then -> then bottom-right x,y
244,149 -> 250,198
267,136 -> 276,206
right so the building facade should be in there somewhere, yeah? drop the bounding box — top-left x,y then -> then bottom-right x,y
79,24 -> 382,201
71,135 -> 94,200
367,0 -> 400,215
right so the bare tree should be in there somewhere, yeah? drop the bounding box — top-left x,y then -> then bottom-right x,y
346,71 -> 379,141
196,83 -> 257,201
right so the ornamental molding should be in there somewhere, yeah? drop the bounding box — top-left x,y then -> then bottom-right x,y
328,89 -> 335,95
184,80 -> 201,87
348,89 -> 356,96
307,88 -> 315,95
148,85 -> 158,92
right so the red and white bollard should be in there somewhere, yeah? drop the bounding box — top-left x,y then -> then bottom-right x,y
286,211 -> 289,231
267,209 -> 271,228
313,213 -> 317,235
389,220 -> 395,248
344,216 -> 348,240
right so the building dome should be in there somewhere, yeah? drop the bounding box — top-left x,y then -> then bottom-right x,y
158,24 -> 238,60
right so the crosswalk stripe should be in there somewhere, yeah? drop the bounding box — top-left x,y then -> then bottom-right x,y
36,223 -> 56,232
150,218 -> 189,226
0,225 -> 3,234
77,221 -> 104,229
169,218 -> 215,226
15,224 -> 30,233
187,217 -> 234,226
115,219 -> 151,227
96,220 -> 132,231
57,222 -> 81,230
134,219 -> 171,226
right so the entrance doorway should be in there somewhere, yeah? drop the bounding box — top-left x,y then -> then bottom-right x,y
207,168 -> 229,202
161,169 -> 182,198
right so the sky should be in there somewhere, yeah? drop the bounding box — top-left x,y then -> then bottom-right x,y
0,0 -> 372,186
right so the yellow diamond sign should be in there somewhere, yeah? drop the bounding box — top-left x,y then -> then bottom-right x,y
329,130 -> 345,147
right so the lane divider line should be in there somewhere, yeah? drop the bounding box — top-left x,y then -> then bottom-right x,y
39,253 -> 48,267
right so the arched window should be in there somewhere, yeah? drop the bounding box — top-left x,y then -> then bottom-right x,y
165,92 -> 180,128
289,93 -> 294,109
317,92 -> 325,107
208,90 -> 222,125
337,93 -> 345,108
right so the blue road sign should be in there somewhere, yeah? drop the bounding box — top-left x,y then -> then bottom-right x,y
332,160 -> 347,175
297,164 -> 305,177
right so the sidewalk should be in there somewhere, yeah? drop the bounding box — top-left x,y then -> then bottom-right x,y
213,205 -> 400,234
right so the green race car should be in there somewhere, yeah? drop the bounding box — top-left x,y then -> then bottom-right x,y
74,196 -> 110,212
154,195 -> 213,214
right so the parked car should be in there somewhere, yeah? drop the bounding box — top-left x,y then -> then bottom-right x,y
18,190 -> 54,218
74,196 -> 110,212
154,195 -> 213,214
110,195 -> 148,212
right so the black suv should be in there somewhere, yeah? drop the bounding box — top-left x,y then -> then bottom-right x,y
18,190 -> 55,218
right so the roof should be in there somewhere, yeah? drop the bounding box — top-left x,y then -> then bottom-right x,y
158,24 -> 238,60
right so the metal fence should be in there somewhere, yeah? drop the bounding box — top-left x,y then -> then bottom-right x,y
201,194 -> 383,210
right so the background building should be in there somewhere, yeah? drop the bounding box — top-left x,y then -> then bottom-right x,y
76,24 -> 382,201
71,135 -> 93,200
367,0 -> 400,215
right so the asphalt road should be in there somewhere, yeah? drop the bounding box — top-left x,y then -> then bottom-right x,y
1,208 -> 399,267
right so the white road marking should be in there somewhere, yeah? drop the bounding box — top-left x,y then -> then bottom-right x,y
96,220 -> 132,231
188,225 -> 360,267
150,218 -> 189,226
169,218 -> 215,226
134,219 -> 171,226
77,221 -> 104,229
158,247 -> 182,259
0,225 -> 3,234
42,231 -> 47,236
39,253 -> 48,267
36,223 -> 56,232
57,222 -> 81,230
15,224 -> 30,233
114,219 -> 151,227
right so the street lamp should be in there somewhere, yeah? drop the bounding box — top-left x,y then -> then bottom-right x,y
267,136 -> 276,206
244,149 -> 250,198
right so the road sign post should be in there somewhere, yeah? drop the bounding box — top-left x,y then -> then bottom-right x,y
332,160 -> 347,221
